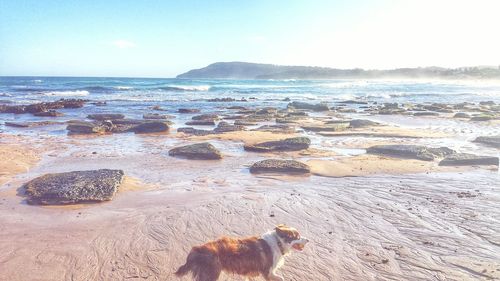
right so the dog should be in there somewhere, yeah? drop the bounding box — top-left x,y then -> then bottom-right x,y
175,224 -> 309,281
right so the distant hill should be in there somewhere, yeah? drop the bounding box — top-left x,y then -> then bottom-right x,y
177,62 -> 500,79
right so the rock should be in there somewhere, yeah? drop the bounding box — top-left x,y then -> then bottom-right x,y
169,142 -> 222,160
5,121 -> 59,128
185,120 -> 216,126
439,153 -> 499,166
338,100 -> 368,105
470,115 -> 494,121
143,113 -> 172,120
129,121 -> 169,133
151,105 -> 167,111
254,124 -> 296,134
366,145 -> 455,161
87,113 -> 125,120
214,121 -> 246,133
479,101 -> 495,106
256,107 -> 278,115
473,136 -> 500,148
348,119 -> 379,128
227,106 -> 247,110
250,159 -> 310,174
302,122 -> 350,132
67,121 -> 107,134
178,108 -> 200,113
91,101 -> 107,106
207,97 -> 245,102
413,111 -> 439,116
33,110 -> 64,117
1,99 -> 87,114
177,127 -> 214,136
288,101 -> 329,111
244,137 -> 311,152
192,113 -> 219,121
234,120 -> 258,126
453,112 -> 470,118
23,169 -> 124,205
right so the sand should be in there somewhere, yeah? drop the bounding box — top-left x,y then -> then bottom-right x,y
0,140 -> 40,186
318,125 -> 450,138
178,130 -> 299,145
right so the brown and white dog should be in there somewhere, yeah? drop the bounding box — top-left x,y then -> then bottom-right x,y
175,224 -> 309,281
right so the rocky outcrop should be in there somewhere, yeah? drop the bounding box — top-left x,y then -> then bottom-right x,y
453,112 -> 470,118
186,120 -> 216,126
66,121 -> 108,134
169,143 -> 222,160
129,121 -> 169,133
192,114 -> 219,121
366,145 -> 455,161
178,108 -> 201,113
213,121 -> 246,133
439,153 -> 499,166
23,169 -> 124,205
33,110 -> 64,117
244,137 -> 311,152
177,127 -> 214,136
249,159 -> 310,174
87,113 -> 125,121
288,101 -> 329,112
473,136 -> 500,148
348,119 -> 379,128
0,99 -> 86,114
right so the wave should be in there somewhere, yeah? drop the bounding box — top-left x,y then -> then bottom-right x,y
114,86 -> 134,90
43,90 -> 90,97
158,85 -> 211,91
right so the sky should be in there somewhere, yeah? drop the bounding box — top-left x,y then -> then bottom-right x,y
1,0 -> 499,77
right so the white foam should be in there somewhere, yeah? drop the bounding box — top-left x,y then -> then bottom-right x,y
44,90 -> 90,96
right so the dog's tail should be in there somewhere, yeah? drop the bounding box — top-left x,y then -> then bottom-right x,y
174,261 -> 192,277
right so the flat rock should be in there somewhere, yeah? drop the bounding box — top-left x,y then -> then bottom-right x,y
192,113 -> 219,121
169,142 -> 222,160
244,137 -> 311,152
413,111 -> 439,116
473,136 -> 500,148
366,145 -> 455,161
214,121 -> 246,133
250,159 -> 310,174
254,124 -> 296,134
34,110 -> 64,117
67,121 -> 107,134
302,122 -> 349,132
143,113 -> 172,120
439,153 -> 499,166
186,120 -> 216,126
288,101 -> 329,111
453,112 -> 470,118
23,169 -> 124,205
177,127 -> 214,136
348,119 -> 379,128
5,121 -> 59,128
87,113 -> 125,120
129,121 -> 169,133
178,108 -> 200,113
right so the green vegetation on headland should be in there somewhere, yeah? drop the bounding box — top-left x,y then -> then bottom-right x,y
177,61 -> 500,79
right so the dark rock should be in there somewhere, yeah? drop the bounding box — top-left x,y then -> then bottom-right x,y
151,105 -> 167,111
302,122 -> 349,132
178,108 -> 200,113
244,137 -> 311,152
234,120 -> 258,126
214,121 -> 246,133
366,145 -> 455,161
473,136 -> 500,148
288,101 -> 329,111
250,159 -> 310,174
479,101 -> 495,106
91,101 -> 107,106
256,107 -> 278,115
453,113 -> 470,118
177,127 -> 214,136
338,100 -> 368,105
254,124 -> 296,134
186,120 -> 216,126
349,119 -> 379,128
227,106 -> 247,110
23,169 -> 124,205
5,121 -> 59,128
67,121 -> 107,134
34,110 -> 64,117
413,111 -> 439,116
192,113 -> 219,121
439,153 -> 498,166
143,113 -> 172,120
129,121 -> 169,133
208,97 -> 246,102
169,142 -> 222,160
87,113 -> 125,120
470,115 -> 494,121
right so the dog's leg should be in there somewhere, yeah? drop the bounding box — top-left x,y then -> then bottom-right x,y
266,272 -> 284,281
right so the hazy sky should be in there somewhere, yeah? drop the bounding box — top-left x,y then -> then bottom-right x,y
1,0 -> 499,77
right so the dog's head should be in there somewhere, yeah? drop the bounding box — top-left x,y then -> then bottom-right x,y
274,224 -> 309,254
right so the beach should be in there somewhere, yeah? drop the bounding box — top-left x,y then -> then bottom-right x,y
0,77 -> 499,280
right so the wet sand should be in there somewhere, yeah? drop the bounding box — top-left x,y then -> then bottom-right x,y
1,103 -> 500,280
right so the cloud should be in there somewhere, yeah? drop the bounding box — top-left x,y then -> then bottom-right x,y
112,40 -> 136,49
